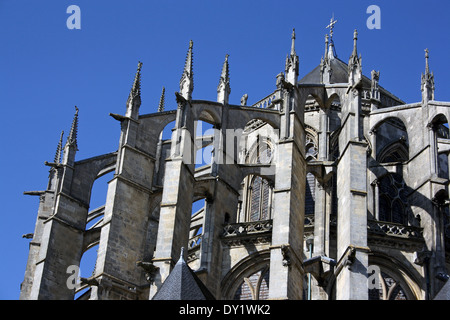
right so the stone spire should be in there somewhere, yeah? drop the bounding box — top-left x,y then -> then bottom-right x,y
421,48 -> 435,103
321,33 -> 333,84
62,106 -> 79,166
290,28 -> 296,56
348,29 -> 362,88
126,61 -> 143,119
158,86 -> 165,112
285,28 -> 299,85
54,130 -> 64,164
180,40 -> 194,100
65,106 -> 79,151
324,34 -> 329,60
217,54 -> 231,104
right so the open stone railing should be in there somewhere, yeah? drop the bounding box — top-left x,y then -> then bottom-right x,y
187,216 -> 424,256
222,219 -> 273,237
188,234 -> 202,250
367,220 -> 423,240
250,90 -> 281,110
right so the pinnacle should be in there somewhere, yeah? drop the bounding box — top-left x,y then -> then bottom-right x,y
54,130 -> 64,164
65,106 -> 79,150
131,61 -> 143,98
158,86 -> 165,112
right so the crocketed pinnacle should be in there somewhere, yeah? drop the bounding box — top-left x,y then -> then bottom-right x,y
424,48 -> 432,77
158,86 -> 165,112
54,130 -> 64,164
218,54 -> 230,90
179,40 -> 194,100
65,106 -> 79,151
130,61 -> 143,100
421,48 -> 435,102
348,29 -> 361,73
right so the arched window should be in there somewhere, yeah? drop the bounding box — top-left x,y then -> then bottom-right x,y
368,269 -> 412,300
233,266 -> 270,300
378,141 -> 409,163
377,173 -> 408,224
242,142 -> 274,222
305,130 -> 318,216
249,176 -> 271,221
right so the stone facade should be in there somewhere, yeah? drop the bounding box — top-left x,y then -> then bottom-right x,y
20,26 -> 450,300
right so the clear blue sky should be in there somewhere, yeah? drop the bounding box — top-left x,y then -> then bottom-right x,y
1,0 -> 450,300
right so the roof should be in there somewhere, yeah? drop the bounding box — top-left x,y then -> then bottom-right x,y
299,57 -> 350,84
298,56 -> 405,105
152,249 -> 215,300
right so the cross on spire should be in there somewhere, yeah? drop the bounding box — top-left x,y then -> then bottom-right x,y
326,14 -> 338,39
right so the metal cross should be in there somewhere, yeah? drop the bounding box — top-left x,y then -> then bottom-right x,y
326,15 -> 338,39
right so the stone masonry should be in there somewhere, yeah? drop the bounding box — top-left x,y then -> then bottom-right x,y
20,23 -> 450,300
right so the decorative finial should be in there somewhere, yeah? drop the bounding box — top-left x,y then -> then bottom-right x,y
291,28 -> 296,55
180,247 -> 185,260
425,48 -> 430,74
158,87 -> 165,112
352,29 -> 358,56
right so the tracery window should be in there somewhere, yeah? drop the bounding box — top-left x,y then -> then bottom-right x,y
368,270 -> 409,300
378,173 -> 408,224
305,131 -> 318,216
233,267 -> 270,300
249,176 -> 271,221
378,141 -> 409,163
244,142 -> 273,222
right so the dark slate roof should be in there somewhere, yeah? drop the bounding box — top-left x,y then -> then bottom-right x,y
152,250 -> 215,300
434,278 -> 450,300
299,57 -> 350,84
298,56 -> 405,105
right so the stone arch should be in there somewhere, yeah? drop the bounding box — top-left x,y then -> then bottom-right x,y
229,107 -> 281,133
297,87 -> 325,111
324,92 -> 343,110
371,116 -> 410,163
221,250 -> 271,299
430,113 -> 449,178
429,113 -> 449,131
368,253 -> 422,300
240,118 -> 278,166
138,110 -> 177,156
191,102 -> 222,126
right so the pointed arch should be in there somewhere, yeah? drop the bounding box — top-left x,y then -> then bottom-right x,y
372,117 -> 409,163
220,250 -> 271,300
